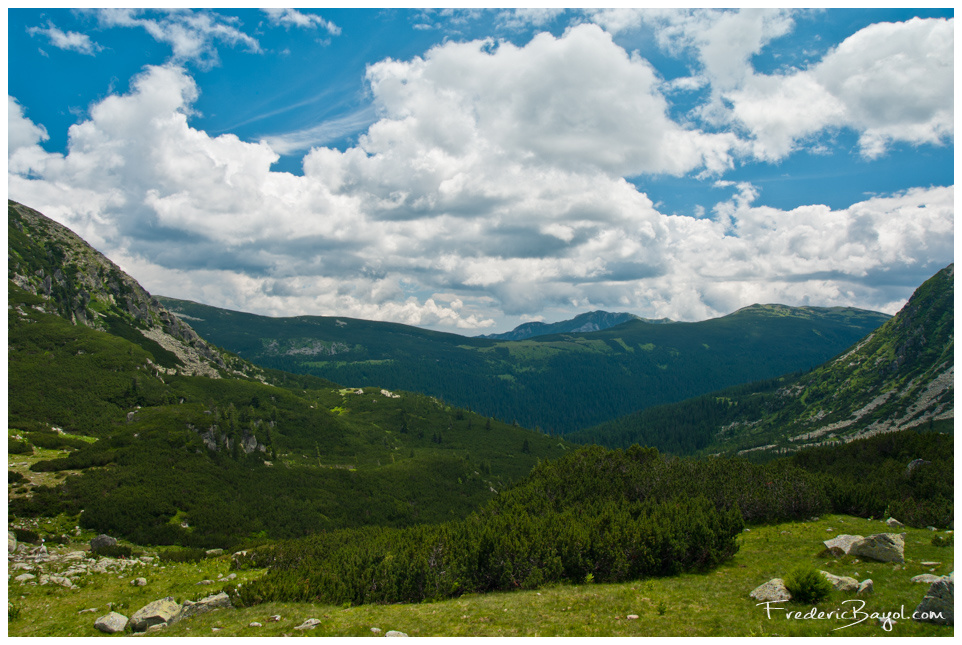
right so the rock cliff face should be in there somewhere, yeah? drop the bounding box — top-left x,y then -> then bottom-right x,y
8,200 -> 235,378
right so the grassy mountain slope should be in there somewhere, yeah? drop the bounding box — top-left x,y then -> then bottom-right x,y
8,200 -> 567,547
570,265 -> 954,457
157,296 -> 890,433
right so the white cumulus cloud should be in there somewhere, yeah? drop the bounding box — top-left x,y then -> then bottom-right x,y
7,20 -> 954,332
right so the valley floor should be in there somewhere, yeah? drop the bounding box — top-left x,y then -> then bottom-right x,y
7,515 -> 953,637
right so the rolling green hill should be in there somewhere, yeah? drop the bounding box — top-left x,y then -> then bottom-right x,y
8,200 -> 567,547
157,297 -> 890,434
570,265 -> 954,458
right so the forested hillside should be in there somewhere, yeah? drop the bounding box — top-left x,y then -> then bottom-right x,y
8,201 -> 566,547
232,428 -> 951,608
570,265 -> 954,458
158,296 -> 889,433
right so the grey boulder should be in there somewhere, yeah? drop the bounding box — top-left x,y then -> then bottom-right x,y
913,574 -> 953,626
180,592 -> 232,620
850,533 -> 905,563
824,534 -> 862,556
820,571 -> 859,592
129,597 -> 182,632
90,534 -> 117,553
750,578 -> 792,603
94,612 -> 129,634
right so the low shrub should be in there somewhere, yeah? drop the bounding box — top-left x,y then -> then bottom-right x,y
784,566 -> 833,604
13,528 -> 41,545
931,534 -> 953,548
9,471 -> 26,484
159,547 -> 209,563
93,544 -> 133,558
8,439 -> 33,455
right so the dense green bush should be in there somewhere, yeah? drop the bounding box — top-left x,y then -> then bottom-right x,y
13,528 -> 40,545
93,544 -> 133,558
784,566 -> 833,604
8,439 -> 33,455
158,547 -> 209,563
235,495 -> 743,607
9,470 -> 26,484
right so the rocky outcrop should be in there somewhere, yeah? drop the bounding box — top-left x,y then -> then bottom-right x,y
94,612 -> 129,634
129,597 -> 182,632
180,592 -> 232,620
750,578 -> 792,602
8,200 -> 236,379
914,574 -> 953,626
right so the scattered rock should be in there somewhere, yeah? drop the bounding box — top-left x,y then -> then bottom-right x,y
823,534 -> 863,556
857,579 -> 874,595
885,517 -> 904,529
371,627 -> 382,634
922,562 -> 942,567
205,548 -> 225,557
268,615 -> 282,622
94,612 -> 129,634
180,592 -> 232,620
130,597 -> 182,632
912,574 -> 943,585
90,534 -> 118,553
850,533 -> 905,563
386,631 -> 409,637
626,614 -> 639,620
249,622 -> 262,628
820,571 -> 859,592
147,624 -> 167,632
197,579 -> 214,585
294,618 -> 322,630
906,459 -> 931,476
14,573 -> 36,583
78,608 -> 99,614
130,577 -> 147,586
750,579 -> 792,603
913,574 -> 953,626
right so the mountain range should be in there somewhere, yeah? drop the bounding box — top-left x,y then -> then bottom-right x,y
7,199 -> 953,546
477,310 -> 669,341
570,264 -> 954,458
158,297 -> 890,434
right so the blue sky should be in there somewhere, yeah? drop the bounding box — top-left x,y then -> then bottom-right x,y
7,8 -> 955,333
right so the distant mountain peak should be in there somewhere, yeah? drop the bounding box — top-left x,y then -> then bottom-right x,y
480,310 -> 672,341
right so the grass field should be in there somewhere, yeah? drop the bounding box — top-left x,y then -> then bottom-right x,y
7,515 -> 953,637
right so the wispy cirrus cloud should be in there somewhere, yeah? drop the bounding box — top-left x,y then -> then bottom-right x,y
261,106 -> 378,155
95,8 -> 261,68
27,21 -> 103,55
261,8 -> 340,36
